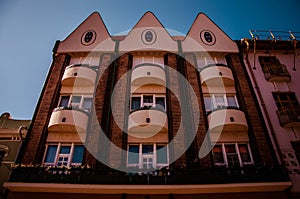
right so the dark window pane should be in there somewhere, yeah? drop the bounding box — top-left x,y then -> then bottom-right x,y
239,144 -> 251,163
204,96 -> 213,111
227,96 -> 237,107
156,97 -> 165,109
45,145 -> 58,163
131,97 -> 141,110
72,145 -> 84,164
83,98 -> 92,112
157,145 -> 168,164
60,146 -> 71,154
128,145 -> 139,164
71,96 -> 81,103
212,145 -> 224,164
142,145 -> 153,154
59,96 -> 70,107
143,95 -> 153,103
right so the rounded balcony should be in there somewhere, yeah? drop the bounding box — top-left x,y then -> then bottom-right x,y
62,64 -> 97,87
200,64 -> 234,86
207,107 -> 248,132
48,107 -> 89,133
128,108 -> 168,138
131,64 -> 166,86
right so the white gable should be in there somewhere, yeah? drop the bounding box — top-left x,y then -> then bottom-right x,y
118,12 -> 178,53
182,13 -> 238,53
57,12 -> 115,53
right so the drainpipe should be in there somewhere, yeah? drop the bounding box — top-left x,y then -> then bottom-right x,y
241,39 -> 283,164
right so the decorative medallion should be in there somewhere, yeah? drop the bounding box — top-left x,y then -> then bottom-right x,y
81,30 -> 96,46
200,30 -> 216,46
141,29 -> 157,45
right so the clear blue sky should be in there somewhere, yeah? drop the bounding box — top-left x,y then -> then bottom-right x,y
0,0 -> 299,119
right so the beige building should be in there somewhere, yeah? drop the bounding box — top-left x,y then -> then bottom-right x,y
4,12 -> 291,198
0,112 -> 30,199
240,30 -> 300,198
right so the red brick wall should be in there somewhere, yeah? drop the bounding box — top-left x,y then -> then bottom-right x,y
21,54 -> 70,164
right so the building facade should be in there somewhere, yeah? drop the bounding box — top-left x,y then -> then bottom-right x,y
0,112 -> 30,199
240,30 -> 300,198
4,12 -> 291,198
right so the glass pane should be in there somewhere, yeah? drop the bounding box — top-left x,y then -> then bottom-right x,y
83,98 -> 92,112
45,145 -> 57,163
142,145 -> 153,154
71,96 -> 82,103
155,97 -> 165,110
215,95 -> 225,104
143,95 -> 153,103
212,145 -> 224,164
239,144 -> 251,163
72,145 -> 84,164
204,96 -> 213,111
59,96 -> 70,107
131,97 -> 141,110
157,145 -> 168,164
128,145 -> 139,164
225,144 -> 236,153
227,96 -> 237,107
60,146 -> 71,154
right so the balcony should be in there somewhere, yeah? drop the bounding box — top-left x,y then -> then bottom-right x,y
276,105 -> 300,127
9,164 -> 289,185
207,107 -> 248,132
48,107 -> 89,133
62,64 -> 97,87
128,107 -> 168,137
131,64 -> 166,86
200,64 -> 234,87
263,64 -> 291,82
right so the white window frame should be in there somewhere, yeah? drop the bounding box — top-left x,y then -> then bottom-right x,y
130,94 -> 166,111
197,56 -> 227,70
127,143 -> 169,169
58,94 -> 93,112
204,94 -> 239,112
43,143 -> 83,167
213,143 -> 254,167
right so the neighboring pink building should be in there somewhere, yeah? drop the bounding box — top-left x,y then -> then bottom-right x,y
240,30 -> 300,198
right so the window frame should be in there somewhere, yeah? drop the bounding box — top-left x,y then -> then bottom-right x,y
43,143 -> 84,167
212,143 -> 254,167
204,94 -> 239,113
127,143 -> 169,169
58,94 -> 93,112
130,94 -> 166,111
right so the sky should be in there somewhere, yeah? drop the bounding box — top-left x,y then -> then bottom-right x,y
0,0 -> 299,119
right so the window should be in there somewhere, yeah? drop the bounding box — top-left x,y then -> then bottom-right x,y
273,92 -> 300,126
259,56 -> 290,81
197,56 -> 227,70
204,94 -> 239,113
127,144 -> 169,169
212,143 -> 253,167
130,94 -> 166,111
43,143 -> 84,166
58,95 -> 93,112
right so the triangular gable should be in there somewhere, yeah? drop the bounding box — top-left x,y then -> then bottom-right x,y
57,12 -> 115,53
182,13 -> 238,53
119,11 -> 178,52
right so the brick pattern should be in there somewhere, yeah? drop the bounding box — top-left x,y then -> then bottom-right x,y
21,54 -> 70,164
184,53 -> 212,167
109,53 -> 132,168
165,53 -> 187,167
229,54 -> 275,165
84,53 -> 113,167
